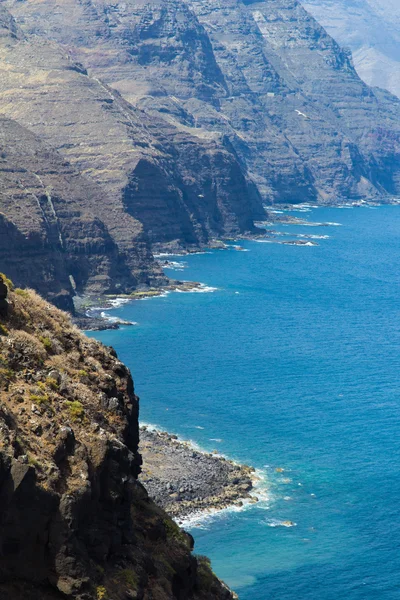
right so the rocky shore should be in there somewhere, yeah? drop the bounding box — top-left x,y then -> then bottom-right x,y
139,427 -> 259,522
73,280 -> 209,330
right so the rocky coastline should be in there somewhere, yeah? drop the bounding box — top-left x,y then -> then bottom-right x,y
73,280 -> 210,331
139,426 -> 259,522
73,200 -> 394,331
0,279 -> 240,600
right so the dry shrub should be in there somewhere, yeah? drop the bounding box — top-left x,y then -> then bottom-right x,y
7,330 -> 47,367
38,330 -> 63,355
13,289 -> 70,333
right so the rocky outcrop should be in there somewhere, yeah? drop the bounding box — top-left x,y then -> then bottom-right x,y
140,427 -> 257,521
0,277 -> 236,600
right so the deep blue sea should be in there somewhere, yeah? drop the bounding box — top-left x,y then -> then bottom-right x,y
89,206 -> 400,600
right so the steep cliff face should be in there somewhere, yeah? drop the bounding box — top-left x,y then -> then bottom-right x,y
7,0 -> 400,204
0,5 -> 262,253
0,279 -> 236,600
1,0 -> 400,305
0,114 -> 166,311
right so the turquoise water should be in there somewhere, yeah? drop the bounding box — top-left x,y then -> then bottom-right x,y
90,206 -> 400,599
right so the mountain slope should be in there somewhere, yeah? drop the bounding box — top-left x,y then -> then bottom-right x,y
0,5 -> 262,252
0,113 -> 166,311
6,0 -> 400,204
1,0 -> 400,305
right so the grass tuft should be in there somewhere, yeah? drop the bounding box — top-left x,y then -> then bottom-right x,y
66,400 -> 85,422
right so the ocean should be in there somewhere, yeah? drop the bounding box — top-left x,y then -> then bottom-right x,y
89,205 -> 400,600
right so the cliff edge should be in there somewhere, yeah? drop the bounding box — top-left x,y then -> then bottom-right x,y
0,276 -> 236,600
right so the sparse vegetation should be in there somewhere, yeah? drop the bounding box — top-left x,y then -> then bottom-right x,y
0,367 -> 15,384
0,273 -> 14,291
96,585 -> 107,600
8,330 -> 46,365
118,569 -> 139,590
39,336 -> 52,351
27,454 -> 42,469
163,518 -> 189,546
66,400 -> 85,421
30,393 -> 50,406
46,376 -> 59,391
196,555 -> 215,591
14,288 -> 29,298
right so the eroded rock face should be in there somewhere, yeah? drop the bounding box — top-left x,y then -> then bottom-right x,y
8,0 -> 399,204
0,4 -> 262,257
0,283 -> 236,600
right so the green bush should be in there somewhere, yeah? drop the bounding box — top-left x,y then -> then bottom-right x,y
39,336 -> 52,351
30,393 -> 50,406
0,273 -> 14,291
163,518 -> 188,545
66,400 -> 85,422
46,377 -> 59,391
0,367 -> 15,385
14,288 -> 29,298
118,569 -> 138,590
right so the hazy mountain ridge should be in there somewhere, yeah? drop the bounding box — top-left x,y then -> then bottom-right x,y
302,0 -> 400,98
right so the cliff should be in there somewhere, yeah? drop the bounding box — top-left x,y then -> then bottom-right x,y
5,0 -> 400,205
0,113 -> 167,313
0,277 -> 236,600
0,5 -> 262,249
1,0 -> 400,305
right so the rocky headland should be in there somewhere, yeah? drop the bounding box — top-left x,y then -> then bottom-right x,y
139,427 -> 258,522
0,275 -> 237,600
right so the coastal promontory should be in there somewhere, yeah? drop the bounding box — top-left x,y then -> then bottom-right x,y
0,276 -> 237,600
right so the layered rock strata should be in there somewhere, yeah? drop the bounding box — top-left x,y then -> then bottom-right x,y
1,0 -> 400,305
5,0 -> 400,204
